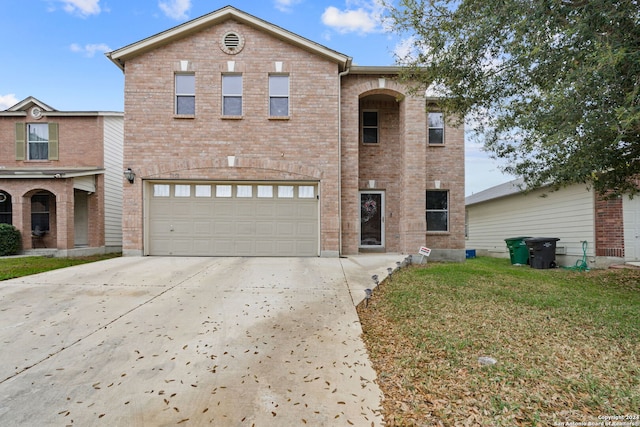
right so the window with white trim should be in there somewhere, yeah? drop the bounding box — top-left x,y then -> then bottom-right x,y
298,186 -> 315,198
428,112 -> 444,145
27,123 -> 49,160
269,75 -> 289,117
278,186 -> 294,198
216,185 -> 232,197
237,185 -> 253,198
195,185 -> 211,197
257,185 -> 273,198
426,190 -> 448,232
362,111 -> 378,144
222,74 -> 242,116
174,185 -> 191,197
175,74 -> 195,115
153,184 -> 170,197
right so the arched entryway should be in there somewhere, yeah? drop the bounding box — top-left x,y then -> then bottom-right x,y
24,189 -> 56,249
358,91 -> 402,252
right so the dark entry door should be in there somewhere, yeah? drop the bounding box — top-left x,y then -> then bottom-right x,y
359,191 -> 384,248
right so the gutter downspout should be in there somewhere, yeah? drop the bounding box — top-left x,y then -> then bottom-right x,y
338,60 -> 352,257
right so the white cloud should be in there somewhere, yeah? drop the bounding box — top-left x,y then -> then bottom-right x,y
321,6 -> 378,34
275,0 -> 302,13
0,94 -> 19,111
159,0 -> 191,20
70,43 -> 112,57
59,0 -> 101,17
393,36 -> 416,61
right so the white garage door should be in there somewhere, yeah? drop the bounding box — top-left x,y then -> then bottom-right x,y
148,182 -> 319,256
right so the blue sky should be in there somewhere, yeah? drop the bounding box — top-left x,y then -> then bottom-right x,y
0,0 -> 513,194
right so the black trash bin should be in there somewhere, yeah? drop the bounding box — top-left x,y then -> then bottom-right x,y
524,237 -> 560,269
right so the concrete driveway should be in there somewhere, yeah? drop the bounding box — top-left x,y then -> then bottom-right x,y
0,255 -> 404,426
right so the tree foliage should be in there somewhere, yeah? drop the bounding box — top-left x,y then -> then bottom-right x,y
385,0 -> 640,195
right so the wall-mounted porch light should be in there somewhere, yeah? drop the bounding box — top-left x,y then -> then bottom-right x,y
124,168 -> 136,184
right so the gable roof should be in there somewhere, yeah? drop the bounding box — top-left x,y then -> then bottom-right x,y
106,5 -> 352,72
465,178 -> 526,206
0,96 -> 122,117
5,96 -> 55,113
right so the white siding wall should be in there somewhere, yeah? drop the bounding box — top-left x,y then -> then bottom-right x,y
103,115 -> 124,250
466,184 -> 596,265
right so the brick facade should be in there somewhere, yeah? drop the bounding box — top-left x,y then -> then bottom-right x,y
110,7 -> 466,259
595,194 -> 625,257
0,100 -> 121,254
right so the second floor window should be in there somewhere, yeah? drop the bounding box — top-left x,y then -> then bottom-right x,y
28,123 -> 49,160
175,74 -> 195,115
362,111 -> 378,144
428,112 -> 444,144
222,74 -> 242,116
269,75 -> 289,117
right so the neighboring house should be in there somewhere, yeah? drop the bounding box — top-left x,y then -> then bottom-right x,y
106,6 -> 465,259
465,178 -> 640,268
0,97 -> 123,256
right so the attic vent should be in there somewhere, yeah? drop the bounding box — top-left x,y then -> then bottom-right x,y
221,31 -> 245,55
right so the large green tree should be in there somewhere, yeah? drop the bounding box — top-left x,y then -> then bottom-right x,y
386,0 -> 640,195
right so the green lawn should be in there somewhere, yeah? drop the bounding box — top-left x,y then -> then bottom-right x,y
358,257 -> 640,426
0,254 -> 121,281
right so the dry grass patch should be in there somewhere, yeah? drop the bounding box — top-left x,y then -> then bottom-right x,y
358,257 -> 640,426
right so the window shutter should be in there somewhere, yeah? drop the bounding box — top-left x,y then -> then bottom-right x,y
48,123 -> 59,160
15,123 -> 25,160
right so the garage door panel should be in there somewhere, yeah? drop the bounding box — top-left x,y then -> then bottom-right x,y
213,239 -> 234,253
149,182 -> 318,256
236,221 -> 255,235
255,241 -> 275,255
297,204 -> 318,216
296,241 -> 317,254
192,239 -> 212,253
276,223 -> 296,236
214,221 -> 235,235
276,241 -> 296,254
234,241 -> 255,255
297,223 -> 317,237
255,222 -> 275,235
193,221 -> 212,234
258,202 -> 277,216
276,204 -> 296,217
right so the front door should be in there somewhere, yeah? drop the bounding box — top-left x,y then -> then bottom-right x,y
624,195 -> 640,260
74,191 -> 89,247
359,191 -> 384,248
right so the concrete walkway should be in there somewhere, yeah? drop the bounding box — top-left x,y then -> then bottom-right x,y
0,254 -> 404,426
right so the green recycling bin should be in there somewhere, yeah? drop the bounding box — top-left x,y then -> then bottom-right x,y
504,237 -> 531,265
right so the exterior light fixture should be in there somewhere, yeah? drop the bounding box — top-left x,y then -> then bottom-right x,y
371,274 -> 379,286
124,168 -> 136,184
364,288 -> 373,307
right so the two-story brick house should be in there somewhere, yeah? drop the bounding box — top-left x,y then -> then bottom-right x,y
0,97 -> 123,255
107,6 -> 465,260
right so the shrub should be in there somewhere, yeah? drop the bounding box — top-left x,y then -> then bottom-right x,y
0,224 -> 22,256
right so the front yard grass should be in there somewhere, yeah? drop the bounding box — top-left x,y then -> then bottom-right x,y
358,257 -> 640,426
0,253 -> 121,281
